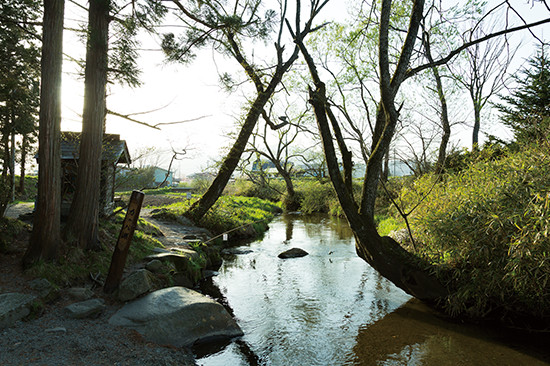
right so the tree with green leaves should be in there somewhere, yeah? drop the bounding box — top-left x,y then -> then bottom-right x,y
293,0 -> 550,312
496,44 -> 550,145
163,0 -> 326,221
0,0 -> 41,216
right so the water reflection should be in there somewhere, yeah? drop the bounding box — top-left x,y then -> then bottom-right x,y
198,214 -> 410,366
197,214 -> 550,366
348,298 -> 550,366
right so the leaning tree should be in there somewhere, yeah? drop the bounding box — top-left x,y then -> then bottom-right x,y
163,0 -> 328,221
291,0 -> 550,305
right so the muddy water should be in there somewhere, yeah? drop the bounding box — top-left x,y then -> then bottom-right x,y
197,214 -> 550,366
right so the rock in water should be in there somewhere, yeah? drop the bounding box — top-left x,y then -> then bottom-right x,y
278,247 -> 309,259
109,286 -> 243,347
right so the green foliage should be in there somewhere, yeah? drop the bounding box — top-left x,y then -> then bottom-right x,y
161,0 -> 276,64
296,180 -> 335,214
443,143 -> 510,174
375,176 -> 416,216
230,178 -> 283,202
154,195 -> 281,239
115,166 -> 156,191
24,247 -> 113,287
190,175 -> 213,195
198,195 -> 281,238
0,0 -> 41,214
14,175 -> 38,201
25,215 -> 165,287
376,216 -> 404,236
401,145 -> 550,319
496,44 -> 550,144
0,217 -> 29,253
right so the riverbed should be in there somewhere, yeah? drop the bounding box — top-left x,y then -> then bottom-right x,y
197,214 -> 550,366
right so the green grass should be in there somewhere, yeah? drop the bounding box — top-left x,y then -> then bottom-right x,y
376,216 -> 404,236
25,215 -> 166,287
152,195 -> 282,239
0,217 -> 30,253
400,144 -> 550,319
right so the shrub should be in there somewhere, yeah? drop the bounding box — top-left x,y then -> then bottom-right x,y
401,144 -> 550,320
376,216 -> 404,236
190,175 -> 213,194
296,180 -> 334,214
229,178 -> 283,202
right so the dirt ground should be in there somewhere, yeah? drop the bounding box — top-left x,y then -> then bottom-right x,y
1,201 -> 198,366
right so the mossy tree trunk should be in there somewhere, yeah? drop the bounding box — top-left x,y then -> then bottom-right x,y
292,0 -> 550,304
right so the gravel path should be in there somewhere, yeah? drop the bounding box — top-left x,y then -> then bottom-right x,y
4,202 -> 34,219
0,297 -> 196,366
1,203 -> 199,366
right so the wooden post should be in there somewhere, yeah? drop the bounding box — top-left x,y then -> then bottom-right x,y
104,190 -> 145,294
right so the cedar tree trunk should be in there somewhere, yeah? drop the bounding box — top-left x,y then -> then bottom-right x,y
24,0 -> 65,265
65,0 -> 109,250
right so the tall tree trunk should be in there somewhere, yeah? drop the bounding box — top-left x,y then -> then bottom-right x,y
65,0 -> 109,250
18,135 -> 27,194
24,0 -> 65,266
295,0 -> 449,302
185,27 -> 300,221
274,160 -> 298,211
436,78 -> 451,172
10,128 -> 16,201
424,33 -> 451,173
382,147 -> 389,182
0,124 -> 10,216
472,102 -> 481,149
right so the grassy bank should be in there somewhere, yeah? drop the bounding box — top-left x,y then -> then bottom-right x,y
397,146 -> 550,321
147,194 -> 283,241
22,213 -> 167,287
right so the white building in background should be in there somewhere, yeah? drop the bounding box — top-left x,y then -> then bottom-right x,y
352,160 -> 413,179
152,167 -> 173,187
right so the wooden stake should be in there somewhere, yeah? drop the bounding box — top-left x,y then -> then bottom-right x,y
104,190 -> 145,294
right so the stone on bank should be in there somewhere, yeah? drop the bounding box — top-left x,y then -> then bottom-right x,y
0,292 -> 37,328
109,286 -> 243,347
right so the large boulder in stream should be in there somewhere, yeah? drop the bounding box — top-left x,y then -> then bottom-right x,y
278,247 -> 309,259
109,286 -> 243,347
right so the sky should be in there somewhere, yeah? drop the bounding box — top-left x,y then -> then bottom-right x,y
58,0 -> 549,179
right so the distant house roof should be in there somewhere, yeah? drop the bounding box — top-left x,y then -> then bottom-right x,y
152,166 -> 171,174
60,132 -> 131,165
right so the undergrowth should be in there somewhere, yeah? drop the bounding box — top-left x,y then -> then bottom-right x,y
151,195 -> 282,240
400,145 -> 550,320
25,214 -> 166,287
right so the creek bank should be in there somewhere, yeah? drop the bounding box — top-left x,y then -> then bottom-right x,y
1,198 -> 279,365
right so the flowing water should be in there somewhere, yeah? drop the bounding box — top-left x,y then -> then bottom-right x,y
197,214 -> 550,366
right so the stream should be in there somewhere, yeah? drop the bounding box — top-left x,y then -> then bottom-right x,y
197,214 -> 550,366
